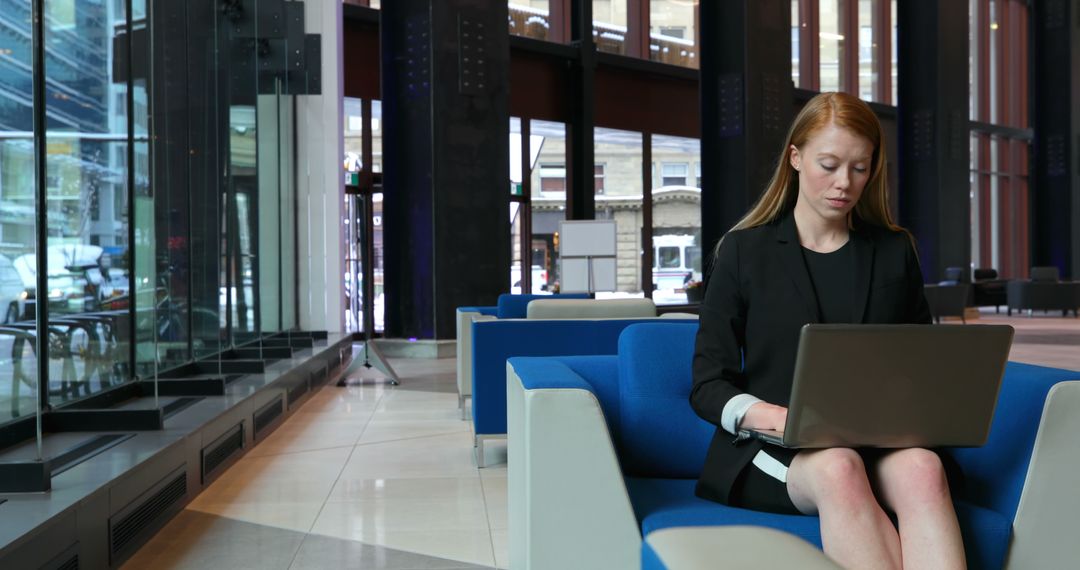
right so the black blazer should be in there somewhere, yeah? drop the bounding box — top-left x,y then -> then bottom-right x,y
691,211 -> 931,505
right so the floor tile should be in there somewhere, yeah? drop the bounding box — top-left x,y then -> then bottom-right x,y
122,511 -> 306,570
308,526 -> 496,568
357,419 -> 472,445
327,476 -> 484,504
187,501 -> 326,534
490,529 -> 509,570
342,432 -> 480,479
479,476 -> 507,531
311,498 -> 490,535
290,533 -> 492,569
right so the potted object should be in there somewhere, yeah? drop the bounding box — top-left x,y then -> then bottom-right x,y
684,280 -> 704,303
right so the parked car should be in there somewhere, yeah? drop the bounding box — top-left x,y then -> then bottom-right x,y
11,244 -> 108,317
0,254 -> 29,323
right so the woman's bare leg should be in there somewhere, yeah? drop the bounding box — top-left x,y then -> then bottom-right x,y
870,448 -> 966,570
786,448 -> 902,570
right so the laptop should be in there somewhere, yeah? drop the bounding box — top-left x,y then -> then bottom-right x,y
738,324 -> 1014,448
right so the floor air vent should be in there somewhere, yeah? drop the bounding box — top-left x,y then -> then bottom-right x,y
253,396 -> 284,437
109,468 -> 187,562
41,544 -> 80,570
287,379 -> 309,407
201,424 -> 244,483
52,555 -> 78,570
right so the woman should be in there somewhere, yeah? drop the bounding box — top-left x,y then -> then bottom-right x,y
691,92 -> 965,570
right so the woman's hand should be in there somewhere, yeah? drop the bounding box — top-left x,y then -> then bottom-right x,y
741,402 -> 789,432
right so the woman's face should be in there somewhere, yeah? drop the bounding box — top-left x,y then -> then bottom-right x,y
789,122 -> 874,225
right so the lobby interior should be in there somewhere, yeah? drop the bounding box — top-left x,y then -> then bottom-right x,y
1,1 -> 1079,569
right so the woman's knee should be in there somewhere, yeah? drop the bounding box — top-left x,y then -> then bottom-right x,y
883,449 -> 951,505
808,449 -> 873,500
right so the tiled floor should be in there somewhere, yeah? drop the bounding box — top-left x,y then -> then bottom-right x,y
126,312 -> 1080,569
124,354 -> 506,570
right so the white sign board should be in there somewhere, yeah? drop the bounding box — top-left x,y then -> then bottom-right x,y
560,257 -> 617,293
559,220 -> 618,293
558,220 -> 617,258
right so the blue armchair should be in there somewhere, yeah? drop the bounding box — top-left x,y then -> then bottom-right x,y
456,293 -> 589,415
507,323 -> 1080,569
471,316 -> 694,466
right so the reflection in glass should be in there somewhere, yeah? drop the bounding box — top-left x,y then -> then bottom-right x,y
528,121 -> 566,294
187,0 -> 224,362
593,127 -> 643,299
650,0 -> 698,69
0,0 -> 38,423
44,0 -> 132,407
509,1 -> 551,41
594,0 -> 628,55
372,192 -> 385,332
341,99 -> 384,332
652,135 -> 702,305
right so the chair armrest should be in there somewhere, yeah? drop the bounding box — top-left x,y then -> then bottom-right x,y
643,527 -> 840,570
456,310 -> 496,399
1006,381 -> 1080,569
508,358 -> 640,570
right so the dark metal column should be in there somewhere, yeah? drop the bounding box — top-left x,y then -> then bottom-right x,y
1032,0 -> 1080,278
567,0 -> 596,221
897,0 -> 970,281
382,0 -> 511,339
699,0 -> 793,265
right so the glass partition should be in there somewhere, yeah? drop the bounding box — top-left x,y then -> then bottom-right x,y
188,0 -> 224,363
44,0 -> 133,407
0,0 -> 39,425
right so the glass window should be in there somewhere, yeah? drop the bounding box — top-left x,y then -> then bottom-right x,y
650,0 -> 699,69
0,0 -> 38,424
595,164 -> 606,193
791,0 -> 801,87
45,0 -> 133,406
594,127 -> 643,298
509,1 -> 552,41
539,163 -> 567,192
891,0 -> 898,104
594,0 -> 628,55
657,246 -> 681,268
858,0 -> 874,101
530,120 -> 567,293
510,118 -> 526,293
820,0 -> 844,93
652,135 -> 701,305
661,163 -> 689,187
345,98 -> 363,172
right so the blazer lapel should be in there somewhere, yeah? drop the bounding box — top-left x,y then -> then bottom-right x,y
775,214 -> 821,322
850,225 -> 875,323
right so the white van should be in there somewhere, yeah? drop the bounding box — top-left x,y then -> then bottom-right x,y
652,234 -> 702,302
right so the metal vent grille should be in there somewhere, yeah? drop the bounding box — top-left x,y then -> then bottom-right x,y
287,379 -> 309,406
53,555 -> 79,570
253,397 -> 284,436
109,470 -> 187,559
202,424 -> 244,483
